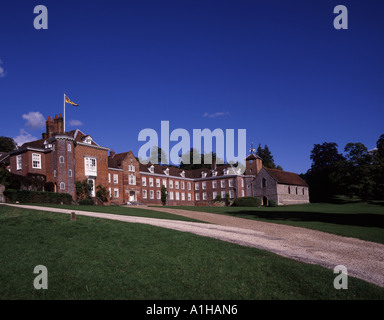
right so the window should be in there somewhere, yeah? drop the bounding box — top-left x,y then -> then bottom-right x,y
67,144 -> 71,152
149,165 -> 154,173
162,179 -> 167,187
181,181 -> 185,189
109,188 -> 111,197
202,182 -> 206,190
113,174 -> 118,184
303,188 -> 305,195
242,190 -> 245,197
59,156 -> 64,164
181,193 -> 185,201
156,179 -> 160,187
175,181 -> 179,189
176,192 -> 179,200
229,190 -> 234,198
114,188 -> 119,198
213,191 -> 217,199
169,180 -> 173,188
16,155 -> 22,170
68,169 -> 72,177
180,171 -> 185,177
149,178 -> 154,187
108,173 -> 111,183
202,172 -> 207,178
195,183 -> 199,191
54,170 -> 57,177
229,179 -> 234,187
142,177 -> 147,186
212,181 -> 217,189
32,153 -> 41,169
60,182 -> 65,190
129,174 -> 136,185
296,187 -> 298,195
84,157 -> 97,175
241,179 -> 244,187
128,165 -> 135,172
212,171 -> 217,177
170,192 -> 174,200
157,190 -> 161,199
150,190 -> 154,199
164,168 -> 169,175
142,190 -> 147,199
195,193 -> 200,201
221,191 -> 226,198
188,193 -> 191,201
262,178 -> 266,188
220,180 -> 225,188
203,192 -> 207,200
288,186 -> 291,194
187,182 -> 191,190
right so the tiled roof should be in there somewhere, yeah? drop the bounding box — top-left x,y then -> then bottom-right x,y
264,168 -> 308,187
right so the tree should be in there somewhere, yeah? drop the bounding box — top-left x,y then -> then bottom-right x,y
75,179 -> 92,201
148,145 -> 168,164
306,142 -> 345,202
179,148 -> 203,170
0,136 -> 17,152
161,185 -> 167,205
96,185 -> 109,203
256,144 -> 282,169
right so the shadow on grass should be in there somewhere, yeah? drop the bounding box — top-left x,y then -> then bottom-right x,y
227,210 -> 384,229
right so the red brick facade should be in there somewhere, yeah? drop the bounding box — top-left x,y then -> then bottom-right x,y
5,114 -> 308,206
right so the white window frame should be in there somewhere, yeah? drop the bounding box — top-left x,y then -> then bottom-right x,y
150,190 -> 154,199
195,183 -> 199,191
129,174 -> 136,185
149,178 -> 154,187
84,157 -> 97,176
169,180 -> 173,188
221,191 -> 226,198
181,181 -> 185,189
175,192 -> 179,200
114,188 -> 119,198
142,177 -> 147,186
68,169 -> 72,177
113,174 -> 118,184
195,193 -> 200,201
60,182 -> 65,190
221,180 -> 226,188
212,181 -> 217,189
59,156 -> 64,164
108,173 -> 111,183
188,193 -> 191,201
175,181 -> 179,189
229,179 -> 234,187
162,179 -> 167,187
170,191 -> 174,200
156,190 -> 161,199
32,153 -> 41,169
229,190 -> 234,198
213,191 -> 217,199
202,181 -> 207,190
187,182 -> 191,190
203,192 -> 207,200
16,155 -> 22,170
67,144 -> 71,152
181,192 -> 185,201
142,189 -> 147,199
156,179 -> 160,188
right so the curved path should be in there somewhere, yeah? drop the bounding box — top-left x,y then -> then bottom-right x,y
3,203 -> 384,288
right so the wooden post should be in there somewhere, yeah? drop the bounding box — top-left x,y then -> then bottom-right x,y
70,212 -> 76,221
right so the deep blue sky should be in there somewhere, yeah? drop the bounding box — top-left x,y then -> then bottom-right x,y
1,0 -> 383,174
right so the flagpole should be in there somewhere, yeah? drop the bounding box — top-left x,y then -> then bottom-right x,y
63,93 -> 66,133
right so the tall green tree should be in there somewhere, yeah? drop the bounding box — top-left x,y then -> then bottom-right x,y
161,185 -> 167,205
256,144 -> 282,170
0,136 -> 17,152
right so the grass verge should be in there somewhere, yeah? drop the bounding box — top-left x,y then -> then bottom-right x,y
1,205 -> 383,300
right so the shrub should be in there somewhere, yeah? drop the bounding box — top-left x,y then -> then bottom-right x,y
268,199 -> 278,207
96,185 -> 109,203
4,189 -> 73,204
232,196 -> 261,207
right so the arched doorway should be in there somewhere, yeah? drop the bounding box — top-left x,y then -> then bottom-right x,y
262,196 -> 268,206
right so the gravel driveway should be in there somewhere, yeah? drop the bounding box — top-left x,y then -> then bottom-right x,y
3,203 -> 384,288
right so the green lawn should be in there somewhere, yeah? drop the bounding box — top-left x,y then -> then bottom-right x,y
165,200 -> 384,244
23,203 -> 203,223
1,205 -> 384,300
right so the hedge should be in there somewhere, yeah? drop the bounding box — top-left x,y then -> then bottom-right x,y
4,189 -> 73,204
232,196 -> 261,207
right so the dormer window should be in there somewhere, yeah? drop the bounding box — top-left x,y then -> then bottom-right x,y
223,169 -> 228,175
44,140 -> 52,149
180,171 -> 185,178
149,165 -> 154,174
201,172 -> 207,178
83,135 -> 93,144
164,168 -> 170,175
212,171 -> 217,177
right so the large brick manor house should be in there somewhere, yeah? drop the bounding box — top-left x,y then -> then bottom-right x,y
3,114 -> 309,206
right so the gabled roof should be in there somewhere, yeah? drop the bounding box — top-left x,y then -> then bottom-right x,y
263,167 -> 308,187
108,151 -> 135,169
246,154 -> 262,161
